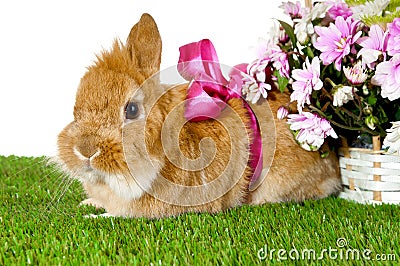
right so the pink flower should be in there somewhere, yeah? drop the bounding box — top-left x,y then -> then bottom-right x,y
293,2 -> 330,44
287,112 -> 338,151
253,38 -> 270,59
343,61 -> 368,85
270,47 -> 290,78
371,54 -> 400,101
387,18 -> 400,56
280,1 -> 303,19
314,16 -> 362,70
241,59 -> 273,103
290,57 -> 322,112
357,24 -> 388,67
332,85 -> 357,107
267,23 -> 289,45
326,0 -> 353,20
277,106 -> 289,120
254,39 -> 289,78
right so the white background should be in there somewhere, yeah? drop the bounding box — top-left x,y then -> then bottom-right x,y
0,0 -> 287,157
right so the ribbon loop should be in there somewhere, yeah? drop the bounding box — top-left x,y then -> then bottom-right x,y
178,39 -> 227,83
178,39 -> 263,185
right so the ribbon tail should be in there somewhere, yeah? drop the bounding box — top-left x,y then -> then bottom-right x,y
228,63 -> 248,96
244,102 -> 263,187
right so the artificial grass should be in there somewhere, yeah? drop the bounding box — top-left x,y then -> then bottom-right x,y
1,156 -> 399,265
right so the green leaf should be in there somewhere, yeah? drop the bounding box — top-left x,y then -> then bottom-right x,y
274,70 -> 289,93
278,20 -> 297,49
367,95 -> 377,106
320,150 -> 330,158
303,46 -> 314,58
280,44 -> 292,52
377,105 -> 388,124
288,53 -> 301,70
316,99 -> 321,109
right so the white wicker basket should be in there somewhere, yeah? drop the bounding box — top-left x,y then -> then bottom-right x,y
338,136 -> 400,205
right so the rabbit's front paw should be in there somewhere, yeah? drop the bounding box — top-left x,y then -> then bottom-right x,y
79,198 -> 104,209
83,213 -> 115,219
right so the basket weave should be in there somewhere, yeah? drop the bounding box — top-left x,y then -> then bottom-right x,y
338,136 -> 400,204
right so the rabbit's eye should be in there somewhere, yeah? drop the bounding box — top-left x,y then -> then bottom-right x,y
125,102 -> 140,120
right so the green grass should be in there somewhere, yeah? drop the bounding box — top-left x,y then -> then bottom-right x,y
1,156 -> 399,265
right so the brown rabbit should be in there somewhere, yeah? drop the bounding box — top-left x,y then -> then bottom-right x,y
55,13 -> 341,218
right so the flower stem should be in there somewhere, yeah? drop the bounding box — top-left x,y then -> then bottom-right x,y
329,120 -> 361,131
309,105 -> 378,135
351,87 -> 363,121
321,87 -> 333,101
325,77 -> 337,88
309,105 -> 330,118
338,106 -> 360,121
321,101 -> 330,112
328,117 -> 377,135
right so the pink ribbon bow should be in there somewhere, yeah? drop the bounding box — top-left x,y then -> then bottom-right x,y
177,39 -> 263,185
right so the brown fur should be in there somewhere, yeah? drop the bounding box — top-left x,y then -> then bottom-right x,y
249,91 -> 341,204
56,13 -> 341,218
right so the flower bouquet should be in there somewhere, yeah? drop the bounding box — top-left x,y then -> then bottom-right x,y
241,0 -> 400,204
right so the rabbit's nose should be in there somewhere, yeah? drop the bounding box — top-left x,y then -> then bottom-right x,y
75,136 -> 99,159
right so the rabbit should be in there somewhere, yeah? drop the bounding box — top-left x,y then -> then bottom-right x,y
55,13 -> 341,218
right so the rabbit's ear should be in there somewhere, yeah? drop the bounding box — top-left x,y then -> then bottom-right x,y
127,13 -> 162,79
